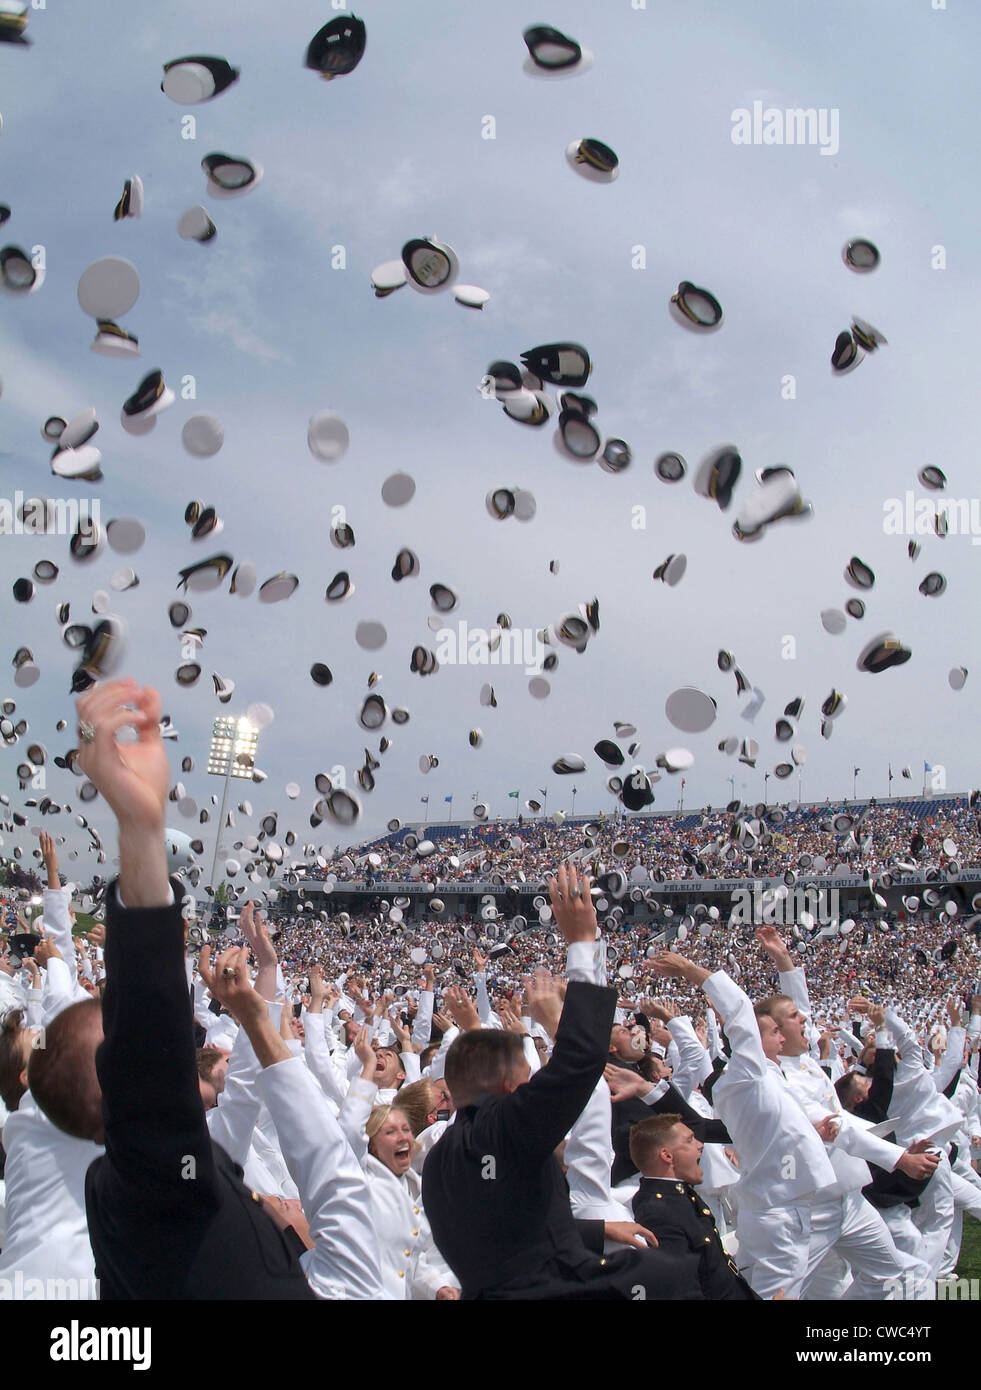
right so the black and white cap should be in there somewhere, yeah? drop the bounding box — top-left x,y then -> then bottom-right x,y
162,56 -> 240,103
305,15 -> 366,78
565,139 -> 618,182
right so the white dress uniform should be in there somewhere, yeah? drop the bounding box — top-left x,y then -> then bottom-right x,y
362,1154 -> 459,1298
701,970 -> 838,1300
0,1092 -> 102,1298
884,1008 -> 981,1277
777,967 -> 934,1300
255,1056 -> 385,1300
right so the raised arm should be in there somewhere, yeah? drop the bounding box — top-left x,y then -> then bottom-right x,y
212,953 -> 384,1299
654,953 -> 767,1084
490,867 -> 616,1162
77,679 -> 220,1210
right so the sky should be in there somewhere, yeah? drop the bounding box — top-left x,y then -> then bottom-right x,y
1,0 -> 979,887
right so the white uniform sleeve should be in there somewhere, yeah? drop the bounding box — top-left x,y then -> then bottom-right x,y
337,1075 -> 378,1164
667,1015 -> 714,1094
206,1000 -> 275,1166
41,956 -> 88,1025
192,979 -> 215,1032
24,987 -> 43,1029
522,1035 -> 541,1076
301,1011 -> 349,1107
41,888 -> 77,986
565,1078 -> 628,1221
256,1057 -> 385,1300
934,1026 -> 967,1095
411,990 -> 434,1049
401,1051 -> 422,1084
703,971 -> 768,1082
427,1024 -> 459,1082
833,1112 -> 906,1172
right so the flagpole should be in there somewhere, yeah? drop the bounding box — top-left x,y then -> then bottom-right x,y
888,764 -> 893,799
571,786 -> 577,816
423,799 -> 429,825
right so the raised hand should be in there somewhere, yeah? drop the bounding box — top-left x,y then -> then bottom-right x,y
755,926 -> 793,970
473,947 -> 488,971
443,985 -> 481,1032
498,1008 -> 525,1036
390,1012 -> 414,1051
76,678 -> 171,907
197,943 -> 217,994
353,1024 -> 376,1078
34,937 -> 63,968
547,864 -> 597,944
209,945 -> 263,1025
640,997 -> 679,1023
39,830 -> 60,888
603,1063 -> 654,1103
75,679 -> 169,831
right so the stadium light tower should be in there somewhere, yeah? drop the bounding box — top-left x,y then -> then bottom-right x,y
206,715 -> 259,890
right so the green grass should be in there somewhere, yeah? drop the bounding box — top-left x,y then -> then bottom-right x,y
956,1213 -> 981,1282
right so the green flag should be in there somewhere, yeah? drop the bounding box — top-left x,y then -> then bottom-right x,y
507,790 -> 519,798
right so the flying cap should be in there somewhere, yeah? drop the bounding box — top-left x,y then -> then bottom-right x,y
162,56 -> 239,103
305,15 -> 366,78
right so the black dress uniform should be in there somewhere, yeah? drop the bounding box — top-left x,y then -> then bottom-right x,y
632,1177 -> 761,1300
422,981 -> 703,1300
85,885 -> 316,1300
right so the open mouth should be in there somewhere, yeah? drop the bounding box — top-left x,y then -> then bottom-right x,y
394,1143 -> 411,1161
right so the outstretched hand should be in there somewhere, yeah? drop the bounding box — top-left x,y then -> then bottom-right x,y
547,864 -> 597,944
75,679 -> 170,831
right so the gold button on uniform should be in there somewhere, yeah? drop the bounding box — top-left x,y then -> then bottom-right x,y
412,1229 -> 419,1236
398,1271 -> 404,1278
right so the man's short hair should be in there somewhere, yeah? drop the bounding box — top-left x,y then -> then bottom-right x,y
754,994 -> 794,1023
444,1029 -> 525,1106
28,999 -> 103,1142
835,1071 -> 863,1108
0,1007 -> 28,1113
628,1113 -> 683,1173
195,1047 -> 225,1083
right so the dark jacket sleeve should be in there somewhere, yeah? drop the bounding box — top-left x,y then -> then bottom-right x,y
493,981 -> 617,1163
97,881 -> 220,1213
865,1046 -> 896,1122
574,1217 -> 607,1254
